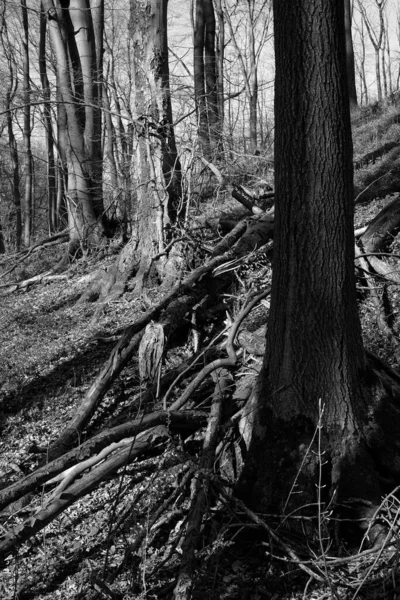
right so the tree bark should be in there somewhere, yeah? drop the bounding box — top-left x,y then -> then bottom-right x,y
241,0 -> 382,535
83,0 -> 182,302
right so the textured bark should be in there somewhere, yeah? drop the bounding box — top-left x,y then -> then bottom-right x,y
241,0 -> 382,528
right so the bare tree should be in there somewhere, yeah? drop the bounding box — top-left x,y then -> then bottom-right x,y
354,17 -> 369,105
357,0 -> 388,102
345,0 -> 358,107
193,0 -> 221,155
39,7 -> 57,234
20,0 -> 33,246
41,0 -> 104,253
223,0 -> 272,153
1,5 -> 22,250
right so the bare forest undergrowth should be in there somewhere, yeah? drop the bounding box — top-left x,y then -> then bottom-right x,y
3,109 -> 400,599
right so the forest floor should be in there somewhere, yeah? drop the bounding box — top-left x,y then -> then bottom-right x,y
1,106 -> 400,599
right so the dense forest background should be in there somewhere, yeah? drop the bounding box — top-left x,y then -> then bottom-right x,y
2,1 -> 400,599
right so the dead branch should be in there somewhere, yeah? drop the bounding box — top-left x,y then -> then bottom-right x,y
0,272 -> 68,294
0,426 -> 170,563
174,372 -> 227,600
48,220 -> 266,460
167,288 -> 271,411
0,411 -> 207,512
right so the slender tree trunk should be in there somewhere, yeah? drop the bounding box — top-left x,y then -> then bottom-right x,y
203,0 -> 220,153
56,90 -> 68,228
357,19 -> 369,105
247,0 -> 258,152
344,0 -> 357,108
6,90 -> 22,252
0,220 -> 5,254
375,48 -> 383,101
102,77 -> 119,218
386,17 -> 393,95
214,0 -> 225,148
21,0 -> 33,247
39,6 -> 57,233
193,0 -> 209,154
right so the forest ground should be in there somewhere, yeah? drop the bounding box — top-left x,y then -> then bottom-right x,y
1,105 -> 400,599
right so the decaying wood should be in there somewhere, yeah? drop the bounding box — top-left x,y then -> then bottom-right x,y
48,220 -> 274,460
139,322 -> 165,384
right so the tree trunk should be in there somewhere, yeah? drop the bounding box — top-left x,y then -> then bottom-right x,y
193,0 -> 209,154
41,0 -> 104,249
39,7 -> 57,234
344,0 -> 357,108
214,0 -> 225,148
203,0 -> 220,153
6,90 -> 22,252
247,0 -> 258,152
21,0 -> 33,247
82,0 -> 181,303
241,0 -> 382,536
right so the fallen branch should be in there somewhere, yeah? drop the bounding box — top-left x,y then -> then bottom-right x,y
48,221 -> 265,460
0,426 -> 169,563
174,373 -> 226,600
0,272 -> 68,294
0,410 -> 207,512
167,288 -> 271,412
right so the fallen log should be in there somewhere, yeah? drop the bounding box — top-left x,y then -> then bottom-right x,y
0,410 -> 206,512
0,426 -> 169,563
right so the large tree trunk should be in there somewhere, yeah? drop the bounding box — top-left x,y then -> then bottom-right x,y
240,0 -> 383,537
81,0 -> 181,304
